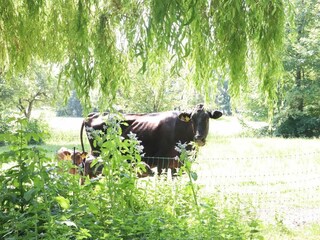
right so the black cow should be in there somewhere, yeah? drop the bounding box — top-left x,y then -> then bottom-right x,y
80,104 -> 222,177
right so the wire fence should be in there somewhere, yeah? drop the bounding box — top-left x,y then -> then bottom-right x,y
194,151 -> 320,226
143,151 -> 320,226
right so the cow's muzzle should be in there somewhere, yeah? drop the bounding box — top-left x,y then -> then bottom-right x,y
194,135 -> 206,146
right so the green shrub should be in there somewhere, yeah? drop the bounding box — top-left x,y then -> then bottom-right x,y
0,117 -> 12,146
24,119 -> 50,145
274,113 -> 320,138
0,117 -> 49,146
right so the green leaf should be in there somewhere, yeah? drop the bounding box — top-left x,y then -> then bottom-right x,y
90,158 -> 99,168
88,202 -> 99,215
55,195 -> 70,210
23,189 -> 36,201
190,171 -> 198,181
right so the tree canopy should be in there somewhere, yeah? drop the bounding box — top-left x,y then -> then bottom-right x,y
0,0 -> 288,109
0,63 -> 56,119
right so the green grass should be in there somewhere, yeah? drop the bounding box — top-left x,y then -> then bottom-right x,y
194,119 -> 320,239
43,129 -> 88,157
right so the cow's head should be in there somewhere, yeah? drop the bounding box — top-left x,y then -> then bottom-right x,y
72,151 -> 88,166
179,104 -> 222,146
57,147 -> 88,174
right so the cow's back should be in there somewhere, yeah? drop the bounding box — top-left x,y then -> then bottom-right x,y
82,111 -> 196,175
123,111 -> 194,157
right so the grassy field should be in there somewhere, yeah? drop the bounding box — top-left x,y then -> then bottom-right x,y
1,114 -> 320,239
196,118 -> 320,240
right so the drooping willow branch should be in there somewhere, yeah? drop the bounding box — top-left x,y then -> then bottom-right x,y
0,0 -> 288,108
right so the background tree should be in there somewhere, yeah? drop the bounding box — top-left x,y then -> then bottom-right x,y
0,0 -> 288,112
116,59 -> 205,113
233,74 -> 269,121
215,80 -> 232,116
2,64 -> 57,119
0,77 -> 15,117
282,0 -> 320,113
273,0 -> 320,137
0,64 -> 55,145
56,91 -> 83,117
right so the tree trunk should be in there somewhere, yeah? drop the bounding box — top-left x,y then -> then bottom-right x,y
295,66 -> 304,112
26,100 -> 33,120
295,4 -> 305,113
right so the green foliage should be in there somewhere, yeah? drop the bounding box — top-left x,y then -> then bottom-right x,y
273,0 -> 320,134
282,78 -> 320,117
0,116 -> 263,239
0,117 -> 12,146
0,0 -> 289,109
237,0 -> 319,122
0,117 -> 49,148
233,76 -> 269,122
215,80 -> 232,116
116,62 -> 178,112
24,119 -> 50,145
0,63 -> 58,119
116,60 -> 206,113
236,116 -> 270,137
273,112 -> 320,138
0,78 -> 15,114
237,92 -> 269,122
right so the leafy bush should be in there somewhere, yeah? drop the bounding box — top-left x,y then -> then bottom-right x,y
0,117 -> 12,146
0,117 -> 49,146
274,113 -> 320,138
0,118 -> 263,239
24,119 -> 50,145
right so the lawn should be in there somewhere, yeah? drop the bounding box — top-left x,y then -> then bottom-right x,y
196,118 -> 320,239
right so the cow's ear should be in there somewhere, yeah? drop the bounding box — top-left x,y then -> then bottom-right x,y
81,152 -> 88,159
178,112 -> 192,122
208,110 -> 222,119
63,151 -> 72,160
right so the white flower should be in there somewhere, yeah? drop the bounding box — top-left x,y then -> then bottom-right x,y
85,126 -> 94,131
135,144 -> 144,153
127,132 -> 137,140
175,141 -> 188,152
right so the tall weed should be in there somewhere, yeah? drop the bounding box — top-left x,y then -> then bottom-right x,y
0,117 -> 263,239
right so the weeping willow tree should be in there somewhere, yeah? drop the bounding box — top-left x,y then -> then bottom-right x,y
0,0 -> 288,110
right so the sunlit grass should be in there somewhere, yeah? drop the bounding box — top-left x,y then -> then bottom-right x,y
44,130 -> 84,156
193,121 -> 320,239
41,116 -> 89,156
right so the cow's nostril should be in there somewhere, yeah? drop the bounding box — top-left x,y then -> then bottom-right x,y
194,134 -> 203,140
